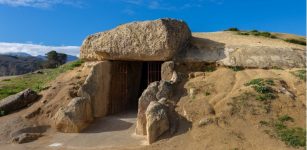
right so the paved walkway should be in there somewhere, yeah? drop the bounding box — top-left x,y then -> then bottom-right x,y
0,111 -> 147,150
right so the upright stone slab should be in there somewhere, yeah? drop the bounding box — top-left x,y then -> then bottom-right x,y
78,61 -> 111,118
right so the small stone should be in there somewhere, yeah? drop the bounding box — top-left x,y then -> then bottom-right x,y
12,133 -> 42,144
198,117 -> 214,127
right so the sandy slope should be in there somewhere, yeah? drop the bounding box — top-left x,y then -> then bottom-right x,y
138,68 -> 306,150
0,66 -> 305,150
193,31 -> 305,50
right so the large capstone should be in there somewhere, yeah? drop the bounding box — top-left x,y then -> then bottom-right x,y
80,18 -> 191,61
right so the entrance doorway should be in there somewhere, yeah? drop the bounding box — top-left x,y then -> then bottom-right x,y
108,61 -> 162,115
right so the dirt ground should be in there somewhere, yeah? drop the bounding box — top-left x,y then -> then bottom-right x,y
0,66 -> 305,150
0,111 -> 146,150
138,67 -> 306,150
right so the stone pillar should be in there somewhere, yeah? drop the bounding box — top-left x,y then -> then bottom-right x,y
78,61 -> 111,118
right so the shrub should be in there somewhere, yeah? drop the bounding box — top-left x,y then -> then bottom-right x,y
229,66 -> 245,72
226,28 -> 239,31
204,66 -> 216,72
245,78 -> 264,86
237,32 -> 249,35
284,39 -> 306,46
277,127 -> 306,147
278,115 -> 294,122
260,117 -> 306,148
291,70 -> 306,81
245,78 -> 276,101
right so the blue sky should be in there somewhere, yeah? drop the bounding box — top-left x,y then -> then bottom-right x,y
0,0 -> 305,56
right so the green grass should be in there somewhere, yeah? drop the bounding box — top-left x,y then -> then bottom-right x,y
284,38 -> 306,46
260,116 -> 306,148
291,70 -> 306,81
278,115 -> 294,123
245,78 -> 277,101
229,66 -> 245,72
0,60 -> 84,100
277,127 -> 306,147
204,66 -> 216,72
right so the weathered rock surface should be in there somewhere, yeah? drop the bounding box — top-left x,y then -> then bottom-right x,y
80,18 -> 191,61
161,61 -> 175,81
218,46 -> 306,68
12,133 -> 42,144
10,125 -> 49,144
146,101 -> 169,144
136,80 -> 174,135
0,89 -> 38,114
180,33 -> 306,68
54,97 -> 93,133
136,82 -> 159,135
78,61 -> 111,118
156,81 -> 173,100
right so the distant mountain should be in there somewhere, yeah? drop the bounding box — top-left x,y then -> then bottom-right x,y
0,52 -> 79,76
3,52 -> 78,62
0,55 -> 44,76
2,52 -> 32,57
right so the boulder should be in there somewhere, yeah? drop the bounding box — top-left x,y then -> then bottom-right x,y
80,18 -> 191,61
12,133 -> 42,144
217,46 -> 306,68
0,89 -> 38,114
136,82 -> 159,135
136,80 -> 174,135
10,125 -> 49,144
146,101 -> 169,144
156,81 -> 173,100
54,97 -> 93,133
161,61 -> 175,81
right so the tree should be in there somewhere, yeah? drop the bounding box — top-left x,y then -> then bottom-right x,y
44,51 -> 67,68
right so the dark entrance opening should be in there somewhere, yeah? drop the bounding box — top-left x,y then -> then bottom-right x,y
108,61 -> 162,115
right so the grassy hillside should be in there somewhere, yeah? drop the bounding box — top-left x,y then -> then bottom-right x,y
0,60 -> 83,100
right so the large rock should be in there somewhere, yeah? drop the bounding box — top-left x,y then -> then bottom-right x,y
80,18 -> 191,61
156,81 -> 173,100
218,46 -> 306,68
136,80 -> 174,135
12,133 -> 42,144
0,89 -> 38,114
136,82 -> 159,135
78,61 -> 111,118
146,101 -> 169,144
181,33 -> 306,68
161,61 -> 175,81
54,97 -> 93,133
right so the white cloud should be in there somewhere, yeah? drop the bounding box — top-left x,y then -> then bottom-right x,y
0,0 -> 83,8
0,42 -> 80,57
